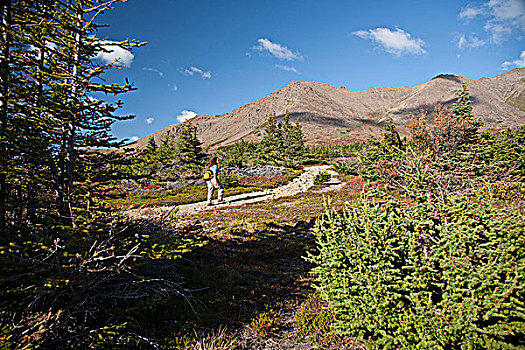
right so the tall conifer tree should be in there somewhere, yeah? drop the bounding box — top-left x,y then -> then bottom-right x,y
1,0 -> 143,230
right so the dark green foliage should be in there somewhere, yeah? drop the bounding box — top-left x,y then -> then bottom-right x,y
332,160 -> 359,176
493,125 -> 525,180
0,0 -> 142,230
313,171 -> 331,185
406,84 -> 487,182
308,143 -> 362,159
175,123 -> 206,169
451,83 -> 473,118
258,111 -> 306,166
214,140 -> 258,167
451,83 -> 482,144
0,1 -> 192,348
218,172 -> 240,189
307,155 -> 525,349
359,122 -> 405,181
120,134 -> 182,178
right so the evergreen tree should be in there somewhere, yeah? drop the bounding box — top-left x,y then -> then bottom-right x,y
451,82 -> 483,144
259,113 -> 283,165
258,111 -> 305,166
158,133 -> 177,162
0,0 -> 143,230
281,111 -> 305,165
175,123 -> 205,168
451,82 -> 473,118
145,136 -> 157,154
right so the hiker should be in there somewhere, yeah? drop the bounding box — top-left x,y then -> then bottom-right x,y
203,156 -> 224,206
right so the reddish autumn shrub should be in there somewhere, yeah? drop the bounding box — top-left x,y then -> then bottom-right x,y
143,184 -> 160,190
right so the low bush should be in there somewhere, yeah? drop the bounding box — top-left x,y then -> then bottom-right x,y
332,159 -> 359,176
295,293 -> 338,347
313,171 -> 331,185
218,173 -> 240,189
306,158 -> 525,349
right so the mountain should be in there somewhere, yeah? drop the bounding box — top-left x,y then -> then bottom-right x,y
129,68 -> 525,150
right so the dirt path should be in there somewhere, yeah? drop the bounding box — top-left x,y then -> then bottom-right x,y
125,165 -> 343,220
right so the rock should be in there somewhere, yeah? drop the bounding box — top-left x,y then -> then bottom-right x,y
226,165 -> 292,178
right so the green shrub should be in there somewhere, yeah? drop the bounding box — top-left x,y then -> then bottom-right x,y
306,173 -> 525,349
332,160 -> 359,176
313,171 -> 331,185
218,173 -> 240,189
359,123 -> 405,181
494,125 -> 525,180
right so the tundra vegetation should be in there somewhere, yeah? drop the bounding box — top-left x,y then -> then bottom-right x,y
1,2 -> 524,349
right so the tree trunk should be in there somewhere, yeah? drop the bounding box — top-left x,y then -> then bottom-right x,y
60,2 -> 83,226
0,2 -> 11,231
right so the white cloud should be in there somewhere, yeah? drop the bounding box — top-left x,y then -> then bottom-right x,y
459,5 -> 485,19
252,38 -> 303,61
29,42 -> 57,59
352,27 -> 426,56
143,67 -> 164,77
146,117 -> 154,124
176,110 -> 197,123
181,66 -> 211,79
130,136 -> 139,142
275,64 -> 301,74
501,50 -> 525,70
459,0 -> 525,43
94,40 -> 134,67
457,34 -> 486,49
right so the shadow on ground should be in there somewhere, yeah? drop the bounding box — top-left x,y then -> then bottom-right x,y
116,216 -> 318,345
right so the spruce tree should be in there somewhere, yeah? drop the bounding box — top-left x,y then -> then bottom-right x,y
1,0 -> 143,229
451,82 -> 473,119
259,113 -> 283,165
281,111 -> 305,165
175,123 -> 205,168
451,82 -> 483,144
145,136 -> 157,154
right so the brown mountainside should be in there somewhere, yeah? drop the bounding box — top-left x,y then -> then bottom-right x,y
129,68 -> 525,150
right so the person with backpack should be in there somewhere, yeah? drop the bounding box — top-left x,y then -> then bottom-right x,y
203,156 -> 224,206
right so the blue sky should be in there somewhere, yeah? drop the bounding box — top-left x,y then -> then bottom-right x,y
93,0 -> 525,142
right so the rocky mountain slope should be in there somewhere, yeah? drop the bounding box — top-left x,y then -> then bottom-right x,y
129,68 -> 525,149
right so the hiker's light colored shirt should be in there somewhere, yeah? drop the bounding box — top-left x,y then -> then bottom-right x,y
210,164 -> 218,177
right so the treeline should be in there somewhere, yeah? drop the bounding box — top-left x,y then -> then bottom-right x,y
117,123 -> 207,179
355,84 -> 525,188
120,110 -> 344,179
214,111 -> 361,168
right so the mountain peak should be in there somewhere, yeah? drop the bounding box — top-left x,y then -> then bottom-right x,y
431,74 -> 463,83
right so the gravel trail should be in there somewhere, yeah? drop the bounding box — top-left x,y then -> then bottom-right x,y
125,165 -> 343,219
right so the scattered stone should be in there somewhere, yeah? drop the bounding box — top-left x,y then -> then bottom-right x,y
227,165 -> 292,178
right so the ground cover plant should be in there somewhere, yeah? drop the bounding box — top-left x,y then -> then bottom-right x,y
83,189 -> 356,348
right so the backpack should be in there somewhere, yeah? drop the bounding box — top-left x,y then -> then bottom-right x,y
203,169 -> 213,181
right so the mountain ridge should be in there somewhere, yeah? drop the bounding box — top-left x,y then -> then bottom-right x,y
128,68 -> 525,150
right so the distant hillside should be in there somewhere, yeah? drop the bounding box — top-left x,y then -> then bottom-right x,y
128,68 -> 525,150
